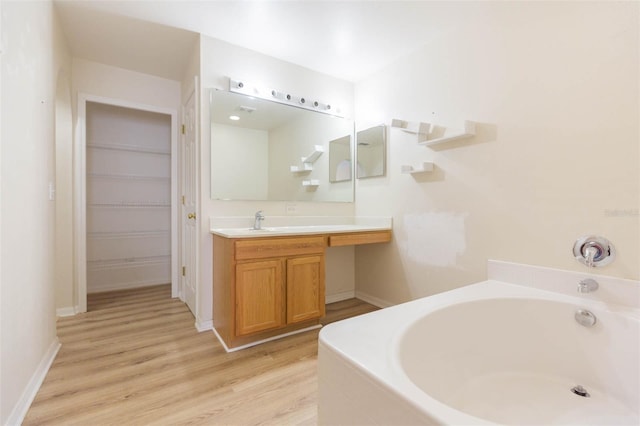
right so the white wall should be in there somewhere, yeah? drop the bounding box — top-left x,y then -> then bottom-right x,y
199,36 -> 355,326
354,2 -> 639,305
1,1 -> 71,423
54,69 -> 74,315
72,58 -> 182,112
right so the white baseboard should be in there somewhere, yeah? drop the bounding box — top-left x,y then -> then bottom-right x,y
6,338 -> 61,426
354,291 -> 394,308
212,324 -> 322,353
195,319 -> 213,332
325,290 -> 355,304
56,306 -> 78,317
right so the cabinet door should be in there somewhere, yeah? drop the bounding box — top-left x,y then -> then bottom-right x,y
286,255 -> 325,324
235,260 -> 285,336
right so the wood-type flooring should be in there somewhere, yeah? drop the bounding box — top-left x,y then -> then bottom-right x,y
23,285 -> 378,425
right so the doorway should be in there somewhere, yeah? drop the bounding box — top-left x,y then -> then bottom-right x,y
85,102 -> 171,296
75,95 -> 179,312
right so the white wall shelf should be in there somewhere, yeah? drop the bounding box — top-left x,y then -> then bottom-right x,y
392,118 -> 477,146
418,120 -> 476,146
302,179 -> 320,188
301,145 -> 324,164
290,163 -> 313,173
401,162 -> 434,174
391,119 -> 432,135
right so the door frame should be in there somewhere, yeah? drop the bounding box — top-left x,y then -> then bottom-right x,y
74,93 -> 179,312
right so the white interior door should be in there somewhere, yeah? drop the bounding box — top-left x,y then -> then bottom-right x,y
181,90 -> 197,316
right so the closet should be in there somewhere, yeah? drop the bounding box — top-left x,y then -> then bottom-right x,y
86,102 -> 171,294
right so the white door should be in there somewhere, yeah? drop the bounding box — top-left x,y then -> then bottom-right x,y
181,90 -> 197,316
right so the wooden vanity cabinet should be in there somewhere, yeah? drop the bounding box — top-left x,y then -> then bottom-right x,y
235,259 -> 285,336
212,229 -> 391,350
286,254 -> 325,323
213,235 -> 326,349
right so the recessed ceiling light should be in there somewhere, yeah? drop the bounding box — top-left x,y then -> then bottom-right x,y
229,115 -> 240,121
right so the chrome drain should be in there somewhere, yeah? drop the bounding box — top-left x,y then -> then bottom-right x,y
571,385 -> 590,397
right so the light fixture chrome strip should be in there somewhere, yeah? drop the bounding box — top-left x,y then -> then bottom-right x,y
229,78 -> 344,117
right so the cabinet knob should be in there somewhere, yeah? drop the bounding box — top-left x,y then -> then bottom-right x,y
187,213 -> 196,219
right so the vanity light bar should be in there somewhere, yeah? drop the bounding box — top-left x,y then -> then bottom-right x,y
229,79 -> 344,117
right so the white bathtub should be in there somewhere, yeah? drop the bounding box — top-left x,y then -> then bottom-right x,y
318,261 -> 640,425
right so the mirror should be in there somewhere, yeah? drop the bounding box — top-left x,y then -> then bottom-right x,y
329,135 -> 352,182
210,89 -> 354,202
356,125 -> 386,179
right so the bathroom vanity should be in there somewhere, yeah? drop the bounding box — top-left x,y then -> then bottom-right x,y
211,224 -> 391,351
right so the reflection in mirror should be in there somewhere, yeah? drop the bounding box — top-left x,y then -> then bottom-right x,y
210,89 -> 354,202
356,125 -> 386,179
329,135 -> 352,182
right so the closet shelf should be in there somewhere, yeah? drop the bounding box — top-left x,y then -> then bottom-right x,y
87,230 -> 170,239
88,202 -> 170,209
87,143 -> 170,156
418,121 -> 477,146
88,173 -> 170,182
87,255 -> 170,270
401,162 -> 434,174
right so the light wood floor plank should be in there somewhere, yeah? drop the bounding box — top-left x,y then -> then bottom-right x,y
23,284 -> 378,425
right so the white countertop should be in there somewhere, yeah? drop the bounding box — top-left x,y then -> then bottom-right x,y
210,216 -> 392,238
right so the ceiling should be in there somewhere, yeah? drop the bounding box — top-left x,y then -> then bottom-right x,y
54,1 -> 497,83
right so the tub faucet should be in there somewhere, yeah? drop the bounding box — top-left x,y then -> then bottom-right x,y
253,210 -> 265,230
577,278 -> 599,293
583,245 -> 599,268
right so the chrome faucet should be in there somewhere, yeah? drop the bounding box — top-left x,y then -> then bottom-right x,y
583,245 -> 599,268
253,210 -> 265,230
573,235 -> 615,268
577,278 -> 599,293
